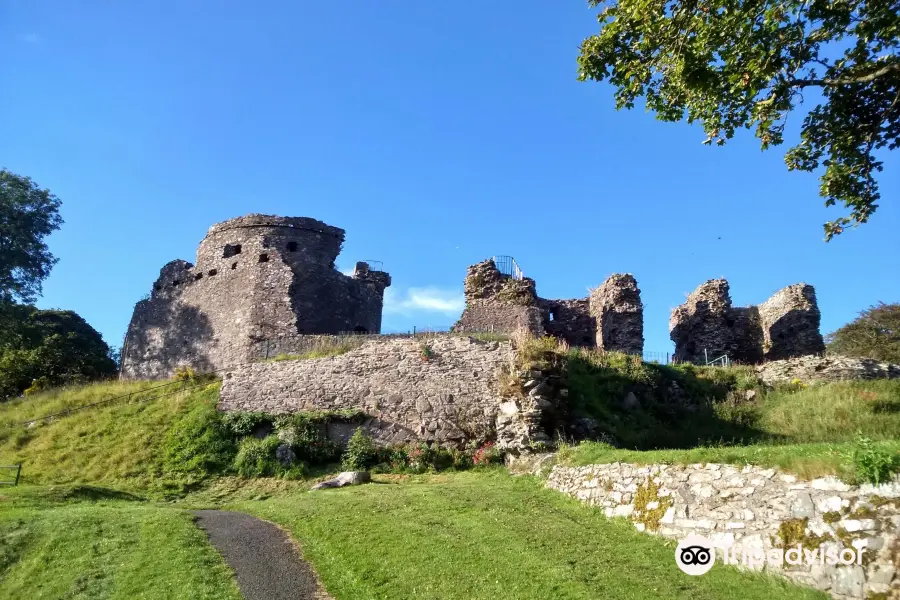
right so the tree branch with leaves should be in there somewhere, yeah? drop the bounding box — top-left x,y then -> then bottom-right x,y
578,0 -> 899,240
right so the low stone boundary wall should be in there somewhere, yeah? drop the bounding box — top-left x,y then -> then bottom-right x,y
546,462 -> 899,599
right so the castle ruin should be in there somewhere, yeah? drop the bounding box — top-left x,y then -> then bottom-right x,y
452,258 -> 644,354
669,279 -> 825,364
120,214 -> 391,378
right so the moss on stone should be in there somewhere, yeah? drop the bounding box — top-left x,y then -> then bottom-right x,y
773,517 -> 832,549
870,495 -> 899,509
823,511 -> 841,524
632,478 -> 672,532
848,505 -> 877,519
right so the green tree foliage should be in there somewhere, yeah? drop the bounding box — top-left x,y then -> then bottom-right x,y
0,169 -> 63,303
0,305 -> 118,400
826,302 -> 900,363
577,0 -> 899,240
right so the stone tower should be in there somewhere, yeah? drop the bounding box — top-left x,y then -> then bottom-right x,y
121,214 -> 391,378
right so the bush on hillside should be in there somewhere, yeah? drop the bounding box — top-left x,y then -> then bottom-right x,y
233,435 -> 283,478
826,302 -> 900,364
163,403 -> 236,478
0,304 -> 117,400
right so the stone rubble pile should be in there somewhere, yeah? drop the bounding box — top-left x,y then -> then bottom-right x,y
756,355 -> 900,386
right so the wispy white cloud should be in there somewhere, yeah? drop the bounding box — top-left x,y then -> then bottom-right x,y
20,33 -> 41,44
383,286 -> 464,316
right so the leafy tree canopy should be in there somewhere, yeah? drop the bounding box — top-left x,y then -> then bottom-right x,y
825,302 -> 900,363
0,304 -> 118,400
578,0 -> 899,240
0,169 -> 63,304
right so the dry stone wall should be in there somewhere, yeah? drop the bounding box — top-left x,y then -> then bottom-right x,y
547,462 -> 900,599
121,214 -> 390,379
670,279 -> 824,364
218,336 -> 557,449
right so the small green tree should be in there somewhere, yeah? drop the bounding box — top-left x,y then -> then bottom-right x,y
577,0 -> 899,240
341,428 -> 378,471
826,302 -> 900,363
0,169 -> 63,304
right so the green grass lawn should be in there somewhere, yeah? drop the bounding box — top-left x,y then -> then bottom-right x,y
0,486 -> 240,600
233,471 -> 824,600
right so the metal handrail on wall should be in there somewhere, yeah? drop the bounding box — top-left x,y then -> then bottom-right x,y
492,255 -> 524,280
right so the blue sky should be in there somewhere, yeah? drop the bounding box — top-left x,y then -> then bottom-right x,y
2,1 -> 898,354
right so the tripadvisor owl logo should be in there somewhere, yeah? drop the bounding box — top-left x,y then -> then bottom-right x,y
675,534 -> 716,576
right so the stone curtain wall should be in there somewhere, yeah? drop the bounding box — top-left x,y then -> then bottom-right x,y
547,463 -> 900,599
121,214 -> 390,379
670,279 -> 825,364
219,336 -> 523,447
453,259 -> 645,354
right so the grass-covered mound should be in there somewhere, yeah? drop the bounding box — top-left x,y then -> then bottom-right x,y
0,377 -> 504,497
509,336 -> 900,480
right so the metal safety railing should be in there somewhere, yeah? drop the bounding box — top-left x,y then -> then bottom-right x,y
492,255 -> 524,280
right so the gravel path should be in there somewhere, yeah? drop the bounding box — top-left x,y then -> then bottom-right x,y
194,510 -> 330,600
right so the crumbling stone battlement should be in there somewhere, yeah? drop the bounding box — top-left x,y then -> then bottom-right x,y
452,259 -> 644,354
670,279 -> 824,364
121,213 -> 391,379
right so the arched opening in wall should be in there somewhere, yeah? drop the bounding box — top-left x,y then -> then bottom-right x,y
354,325 -> 368,333
258,253 -> 269,263
223,244 -> 242,258
549,309 -> 556,322
208,269 -> 218,277
287,241 -> 298,252
231,262 -> 238,270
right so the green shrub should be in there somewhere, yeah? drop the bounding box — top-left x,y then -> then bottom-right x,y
233,435 -> 282,478
273,413 -> 342,464
341,428 -> 378,471
220,411 -> 273,437
852,434 -> 900,485
163,403 -> 235,478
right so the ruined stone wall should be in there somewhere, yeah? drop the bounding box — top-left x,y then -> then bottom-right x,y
670,279 -> 824,364
669,279 -> 734,363
547,463 -> 900,599
589,274 -> 644,355
759,284 -> 826,360
453,260 -> 546,336
452,260 -> 643,353
219,336 -> 526,447
121,214 -> 390,379
540,299 -> 595,347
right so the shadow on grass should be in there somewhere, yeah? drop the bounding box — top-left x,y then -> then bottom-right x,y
565,351 -> 777,451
